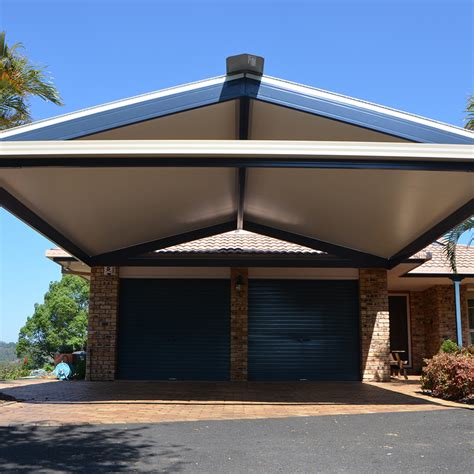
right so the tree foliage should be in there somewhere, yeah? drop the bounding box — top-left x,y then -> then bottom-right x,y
0,31 -> 63,129
0,341 -> 18,363
16,275 -> 89,367
466,95 -> 474,131
443,96 -> 474,272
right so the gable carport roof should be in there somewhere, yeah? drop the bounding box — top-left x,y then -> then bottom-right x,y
1,60 -> 473,269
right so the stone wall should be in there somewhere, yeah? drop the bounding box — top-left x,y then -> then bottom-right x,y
86,266 -> 120,381
359,269 -> 391,381
230,268 -> 248,381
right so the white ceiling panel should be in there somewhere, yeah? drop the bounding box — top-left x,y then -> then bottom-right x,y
1,167 -> 237,255
245,168 -> 474,258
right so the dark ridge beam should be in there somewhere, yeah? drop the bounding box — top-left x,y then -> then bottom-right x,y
243,221 -> 389,267
239,97 -> 250,140
388,199 -> 474,268
236,167 -> 247,230
1,157 -> 473,171
0,187 -> 91,265
90,221 -> 237,265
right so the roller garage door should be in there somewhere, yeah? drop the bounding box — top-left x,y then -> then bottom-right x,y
117,279 -> 230,380
248,280 -> 359,381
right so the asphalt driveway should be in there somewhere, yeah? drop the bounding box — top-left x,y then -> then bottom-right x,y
0,409 -> 471,473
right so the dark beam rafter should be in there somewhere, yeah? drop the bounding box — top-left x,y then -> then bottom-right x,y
236,96 -> 250,229
1,156 -> 472,171
236,167 -> 247,230
0,187 -> 91,265
90,221 -> 237,266
239,97 -> 250,140
243,221 -> 389,267
388,199 -> 474,268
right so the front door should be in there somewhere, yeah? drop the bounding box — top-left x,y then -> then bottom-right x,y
388,294 -> 411,366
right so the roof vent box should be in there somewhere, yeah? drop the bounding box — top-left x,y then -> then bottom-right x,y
226,53 -> 264,76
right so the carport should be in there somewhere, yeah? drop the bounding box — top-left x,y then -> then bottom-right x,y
1,54 -> 473,382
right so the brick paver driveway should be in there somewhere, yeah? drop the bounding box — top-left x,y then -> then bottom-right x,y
0,378 -> 464,426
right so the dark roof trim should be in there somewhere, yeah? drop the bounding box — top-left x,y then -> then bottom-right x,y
247,78 -> 473,144
401,273 -> 474,278
0,187 -> 91,265
388,199 -> 474,268
243,221 -> 389,267
2,156 -> 472,172
1,78 -> 244,141
115,256 -> 360,268
1,76 -> 472,144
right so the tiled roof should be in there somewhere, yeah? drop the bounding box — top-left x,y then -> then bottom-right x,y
154,231 -> 322,255
408,241 -> 474,274
46,231 -> 474,274
45,248 -> 72,258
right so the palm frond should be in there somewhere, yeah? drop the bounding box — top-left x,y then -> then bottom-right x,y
443,217 -> 474,273
0,31 -> 62,129
465,95 -> 474,131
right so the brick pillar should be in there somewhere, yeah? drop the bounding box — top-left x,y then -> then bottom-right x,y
230,268 -> 248,381
86,266 -> 119,381
359,269 -> 390,381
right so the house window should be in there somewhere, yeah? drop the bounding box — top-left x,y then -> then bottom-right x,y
468,298 -> 474,345
389,294 -> 411,366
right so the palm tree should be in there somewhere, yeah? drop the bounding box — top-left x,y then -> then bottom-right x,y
443,95 -> 474,272
444,218 -> 474,273
0,31 -> 63,129
466,94 -> 474,131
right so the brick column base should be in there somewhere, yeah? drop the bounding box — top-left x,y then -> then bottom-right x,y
230,268 -> 248,381
359,268 -> 390,382
86,267 -> 119,381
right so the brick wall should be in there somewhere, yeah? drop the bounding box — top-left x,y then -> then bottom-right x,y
359,269 -> 390,381
86,267 -> 120,381
230,268 -> 248,381
409,284 -> 470,373
409,291 -> 427,372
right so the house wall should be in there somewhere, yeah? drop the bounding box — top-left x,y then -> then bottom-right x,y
84,266 -> 394,382
409,284 -> 470,373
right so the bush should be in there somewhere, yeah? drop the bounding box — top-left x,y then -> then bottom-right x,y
439,339 -> 460,354
0,361 -> 30,380
42,362 -> 54,373
421,352 -> 474,401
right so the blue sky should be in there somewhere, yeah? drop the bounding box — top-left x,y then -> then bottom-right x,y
0,0 -> 473,342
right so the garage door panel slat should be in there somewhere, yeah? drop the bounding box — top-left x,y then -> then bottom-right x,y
248,279 -> 359,381
118,279 -> 230,380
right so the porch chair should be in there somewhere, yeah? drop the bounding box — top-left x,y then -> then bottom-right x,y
390,351 -> 408,380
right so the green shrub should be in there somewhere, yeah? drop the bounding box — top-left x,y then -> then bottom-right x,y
421,352 -> 473,401
42,362 -> 54,373
0,361 -> 30,380
439,339 -> 460,354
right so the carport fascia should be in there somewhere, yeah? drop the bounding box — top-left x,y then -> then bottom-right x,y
1,140 -> 473,270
